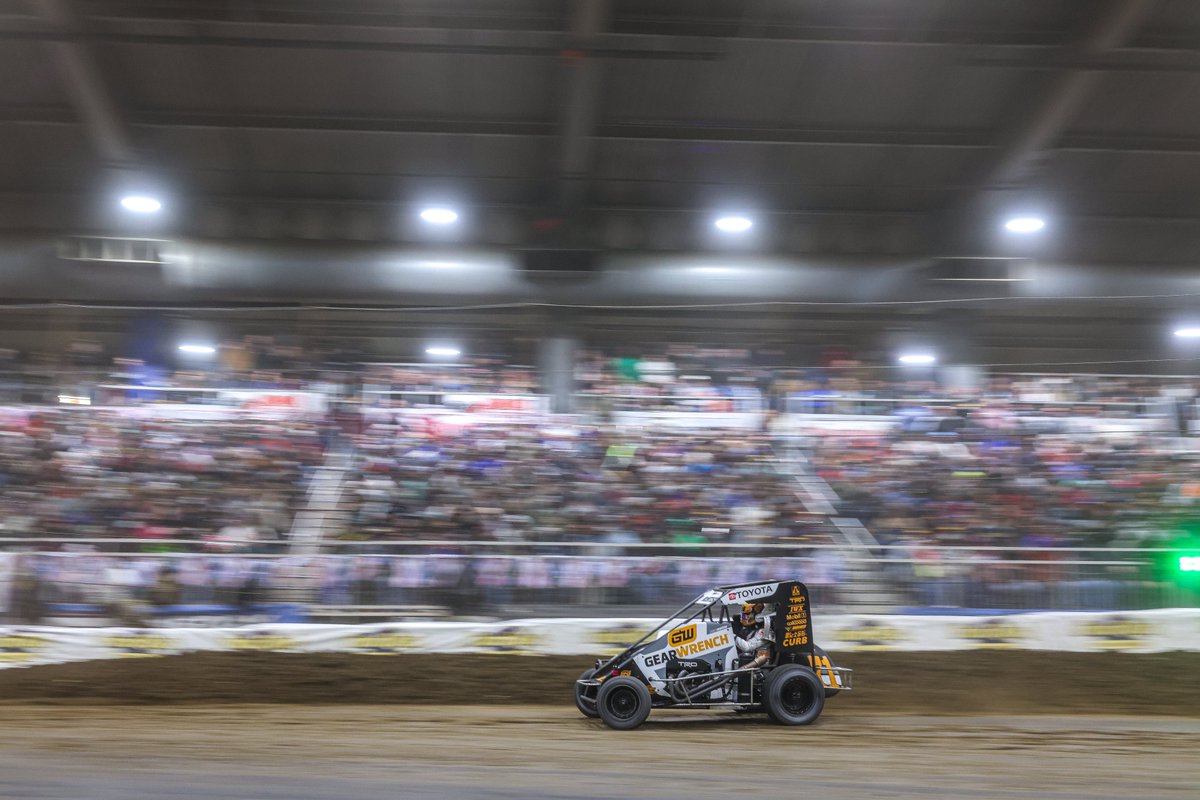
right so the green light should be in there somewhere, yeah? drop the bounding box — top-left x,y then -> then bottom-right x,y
1181,556 -> 1200,573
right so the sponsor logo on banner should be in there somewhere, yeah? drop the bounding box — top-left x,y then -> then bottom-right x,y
668,624 -> 698,647
469,627 -> 543,654
726,583 -> 779,603
225,630 -> 299,651
0,632 -> 50,663
1078,615 -> 1154,651
217,390 -> 327,416
590,624 -> 648,652
442,394 -> 546,414
830,620 -> 909,651
346,629 -> 423,654
102,630 -> 177,658
956,619 -> 1025,649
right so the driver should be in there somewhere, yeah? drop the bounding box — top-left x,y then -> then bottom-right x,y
735,602 -> 773,669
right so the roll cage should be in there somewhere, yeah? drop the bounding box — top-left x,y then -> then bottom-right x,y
585,580 -> 816,679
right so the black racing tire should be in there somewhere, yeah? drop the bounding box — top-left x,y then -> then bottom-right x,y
763,664 -> 825,726
575,669 -> 600,718
596,676 -> 653,731
814,645 -> 841,699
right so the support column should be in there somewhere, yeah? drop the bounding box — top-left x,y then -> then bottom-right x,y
931,309 -> 985,393
538,336 -> 578,414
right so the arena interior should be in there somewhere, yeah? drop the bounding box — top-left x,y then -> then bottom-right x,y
1,1 -> 1200,798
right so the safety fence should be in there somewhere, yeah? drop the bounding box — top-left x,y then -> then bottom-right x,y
3,547 -> 1196,622
0,608 -> 1198,669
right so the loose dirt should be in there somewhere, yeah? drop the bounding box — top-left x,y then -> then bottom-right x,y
1,650 -> 1197,715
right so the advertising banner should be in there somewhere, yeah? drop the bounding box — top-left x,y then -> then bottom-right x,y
1,610 -> 1198,669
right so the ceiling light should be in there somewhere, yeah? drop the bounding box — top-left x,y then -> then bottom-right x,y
1174,328 -> 1200,338
1004,216 -> 1045,234
178,344 -> 216,355
121,195 -> 162,214
420,207 -> 459,225
714,216 -> 753,233
898,353 -> 936,366
425,347 -> 461,357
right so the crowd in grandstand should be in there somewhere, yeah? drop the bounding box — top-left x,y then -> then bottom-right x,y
344,420 -> 834,547
1,344 -> 1198,623
813,420 -> 1191,550
0,410 -> 322,549
576,347 -> 1195,417
360,360 -> 539,403
6,335 -> 1199,413
8,551 -> 845,619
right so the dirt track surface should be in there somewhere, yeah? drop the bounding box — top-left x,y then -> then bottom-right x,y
2,651 -> 1199,715
1,653 -> 1198,798
0,705 -> 1197,799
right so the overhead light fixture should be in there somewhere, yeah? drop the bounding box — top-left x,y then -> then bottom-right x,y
425,347 -> 461,357
691,265 -> 736,274
120,195 -> 163,214
714,216 -> 753,233
1174,328 -> 1200,339
1004,216 -> 1045,234
420,207 -> 459,225
898,353 -> 937,366
178,344 -> 216,355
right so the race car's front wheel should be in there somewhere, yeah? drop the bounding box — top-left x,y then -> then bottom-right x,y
575,669 -> 599,718
596,676 -> 652,730
764,664 -> 825,726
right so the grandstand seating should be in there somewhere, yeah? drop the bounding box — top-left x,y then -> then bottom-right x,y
0,410 -> 323,549
342,422 -> 836,546
812,420 -> 1188,549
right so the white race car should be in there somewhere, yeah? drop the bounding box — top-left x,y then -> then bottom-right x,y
575,580 -> 851,730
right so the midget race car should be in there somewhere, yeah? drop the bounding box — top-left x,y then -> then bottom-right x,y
575,580 -> 852,730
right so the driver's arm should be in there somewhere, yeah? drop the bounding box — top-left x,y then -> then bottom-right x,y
744,647 -> 771,669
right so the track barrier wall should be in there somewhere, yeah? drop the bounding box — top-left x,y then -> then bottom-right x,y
1,609 -> 1198,669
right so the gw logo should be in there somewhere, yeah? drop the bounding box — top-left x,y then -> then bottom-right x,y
668,625 -> 697,647
227,634 -> 296,651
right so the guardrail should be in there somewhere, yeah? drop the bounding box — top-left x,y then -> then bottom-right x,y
3,537 -> 1191,555
780,393 -> 1167,418
4,547 -> 1195,622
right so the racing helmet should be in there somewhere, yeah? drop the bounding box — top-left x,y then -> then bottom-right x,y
740,602 -> 765,626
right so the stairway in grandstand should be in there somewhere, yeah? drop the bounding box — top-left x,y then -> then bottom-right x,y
772,435 -> 901,612
287,443 -> 354,559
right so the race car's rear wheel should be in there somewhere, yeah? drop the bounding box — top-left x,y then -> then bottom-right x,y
575,669 -> 599,718
596,676 -> 652,731
764,664 -> 825,726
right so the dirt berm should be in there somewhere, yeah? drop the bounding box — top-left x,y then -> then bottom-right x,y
1,651 -> 1198,715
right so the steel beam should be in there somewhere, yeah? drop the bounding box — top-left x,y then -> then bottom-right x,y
977,0 -> 1157,190
6,15 -> 1196,69
31,0 -> 134,166
12,105 -> 1200,157
556,0 -> 607,214
0,23 -> 718,60
963,48 -> 1200,74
